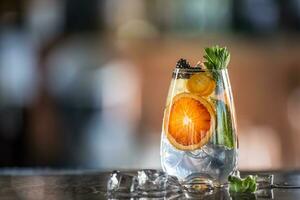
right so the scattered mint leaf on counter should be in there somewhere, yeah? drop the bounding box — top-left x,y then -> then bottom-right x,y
229,175 -> 257,193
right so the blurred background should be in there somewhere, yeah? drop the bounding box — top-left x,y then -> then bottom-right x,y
0,0 -> 300,170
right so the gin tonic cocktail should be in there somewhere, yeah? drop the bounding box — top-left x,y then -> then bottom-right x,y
161,46 -> 238,185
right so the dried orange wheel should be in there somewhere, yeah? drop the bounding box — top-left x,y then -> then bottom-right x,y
165,93 -> 215,151
187,73 -> 216,96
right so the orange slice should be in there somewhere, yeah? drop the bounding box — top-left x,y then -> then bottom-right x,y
187,73 -> 216,96
165,93 -> 215,151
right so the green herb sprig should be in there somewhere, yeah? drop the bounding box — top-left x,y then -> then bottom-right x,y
211,99 -> 235,149
229,175 -> 258,193
203,45 -> 230,70
203,46 -> 231,94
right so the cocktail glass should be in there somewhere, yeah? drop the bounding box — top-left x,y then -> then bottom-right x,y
161,64 -> 238,189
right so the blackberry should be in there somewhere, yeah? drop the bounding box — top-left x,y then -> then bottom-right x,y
176,58 -> 191,69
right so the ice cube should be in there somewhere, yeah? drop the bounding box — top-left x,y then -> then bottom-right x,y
190,144 -> 226,169
107,170 -> 182,198
134,170 -> 168,191
107,171 -> 119,191
162,134 -> 185,168
107,170 -> 135,194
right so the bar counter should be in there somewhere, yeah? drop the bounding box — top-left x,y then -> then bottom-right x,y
0,169 -> 299,199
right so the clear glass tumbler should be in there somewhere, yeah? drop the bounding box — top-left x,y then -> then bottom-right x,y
160,67 -> 238,187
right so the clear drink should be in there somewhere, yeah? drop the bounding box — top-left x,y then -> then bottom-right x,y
160,52 -> 238,186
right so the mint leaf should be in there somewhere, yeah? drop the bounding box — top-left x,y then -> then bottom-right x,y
229,175 -> 257,193
211,99 -> 235,149
203,46 -> 230,70
203,46 -> 231,94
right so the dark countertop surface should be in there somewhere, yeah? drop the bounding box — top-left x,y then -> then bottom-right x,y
0,169 -> 299,199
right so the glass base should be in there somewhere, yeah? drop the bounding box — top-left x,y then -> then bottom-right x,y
182,173 -> 225,194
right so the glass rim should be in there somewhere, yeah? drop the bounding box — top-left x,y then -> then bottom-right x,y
173,68 -> 228,73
